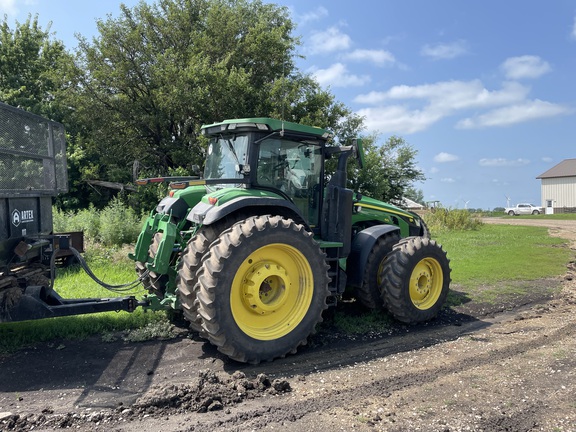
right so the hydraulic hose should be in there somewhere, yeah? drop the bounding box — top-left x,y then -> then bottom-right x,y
49,246 -> 148,294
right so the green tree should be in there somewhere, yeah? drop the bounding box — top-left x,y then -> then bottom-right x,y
0,15 -> 71,120
348,133 -> 425,204
63,0 -> 357,195
404,187 -> 425,205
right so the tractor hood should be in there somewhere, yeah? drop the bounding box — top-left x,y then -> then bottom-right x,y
354,196 -> 417,223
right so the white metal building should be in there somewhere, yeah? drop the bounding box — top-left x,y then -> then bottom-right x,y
536,158 -> 576,213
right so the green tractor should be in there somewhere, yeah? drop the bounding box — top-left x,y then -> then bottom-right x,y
130,118 -> 450,363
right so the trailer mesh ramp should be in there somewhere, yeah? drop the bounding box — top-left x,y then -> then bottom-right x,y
0,102 -> 68,196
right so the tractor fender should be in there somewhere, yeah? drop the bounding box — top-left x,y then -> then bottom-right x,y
156,196 -> 190,220
187,197 -> 308,228
346,224 -> 401,288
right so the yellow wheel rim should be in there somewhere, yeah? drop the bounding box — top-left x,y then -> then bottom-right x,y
409,257 -> 443,310
230,243 -> 314,340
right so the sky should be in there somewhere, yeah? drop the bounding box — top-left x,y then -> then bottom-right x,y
2,0 -> 576,210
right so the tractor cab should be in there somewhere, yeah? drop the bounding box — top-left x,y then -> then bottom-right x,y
198,118 -> 334,231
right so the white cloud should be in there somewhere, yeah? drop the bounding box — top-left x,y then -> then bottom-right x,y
312,63 -> 370,88
541,156 -> 553,163
0,0 -> 18,15
353,78 -> 569,134
296,6 -> 328,25
307,27 -> 352,55
501,55 -> 551,80
343,49 -> 396,66
421,40 -> 469,60
457,100 -> 571,129
357,105 -> 443,134
434,152 -> 459,163
355,80 -> 528,110
571,16 -> 576,40
441,178 -> 456,183
478,158 -> 530,167
429,167 -> 439,174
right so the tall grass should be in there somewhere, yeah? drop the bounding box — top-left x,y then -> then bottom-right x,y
423,207 -> 483,235
53,197 -> 145,246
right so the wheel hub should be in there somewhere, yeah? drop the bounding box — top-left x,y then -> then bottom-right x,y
410,258 -> 443,309
241,261 -> 291,315
415,271 -> 432,295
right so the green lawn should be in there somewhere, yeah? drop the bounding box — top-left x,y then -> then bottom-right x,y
434,224 -> 569,286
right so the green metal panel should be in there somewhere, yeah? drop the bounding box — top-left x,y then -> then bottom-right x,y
351,196 -> 415,237
202,187 -> 285,206
172,184 -> 206,208
201,117 -> 332,139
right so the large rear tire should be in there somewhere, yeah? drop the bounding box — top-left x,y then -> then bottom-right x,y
195,215 -> 330,363
381,236 -> 450,323
355,231 -> 400,309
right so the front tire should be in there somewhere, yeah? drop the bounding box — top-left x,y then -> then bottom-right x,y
195,215 -> 330,363
508,210 -> 515,216
381,236 -> 450,323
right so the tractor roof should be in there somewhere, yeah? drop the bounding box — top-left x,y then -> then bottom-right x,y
201,118 -> 333,140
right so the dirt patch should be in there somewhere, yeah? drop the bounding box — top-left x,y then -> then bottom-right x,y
1,218 -> 576,432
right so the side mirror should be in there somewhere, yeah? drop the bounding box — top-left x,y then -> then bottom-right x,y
352,138 -> 365,169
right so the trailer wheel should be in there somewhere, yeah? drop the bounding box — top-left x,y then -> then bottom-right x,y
381,236 -> 450,323
135,232 -> 168,297
195,215 -> 329,363
355,231 -> 400,309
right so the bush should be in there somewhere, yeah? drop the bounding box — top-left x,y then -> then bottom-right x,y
53,204 -> 100,240
423,207 -> 483,234
53,198 -> 144,246
98,197 -> 143,246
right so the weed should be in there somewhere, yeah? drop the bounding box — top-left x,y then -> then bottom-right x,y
552,349 -> 568,360
423,207 -> 483,234
53,198 -> 145,247
98,197 -> 144,246
330,307 -> 394,335
122,320 -> 180,342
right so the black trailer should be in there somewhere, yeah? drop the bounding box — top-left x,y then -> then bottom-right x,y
0,102 -> 140,322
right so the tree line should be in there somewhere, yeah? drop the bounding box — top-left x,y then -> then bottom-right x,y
0,0 -> 424,213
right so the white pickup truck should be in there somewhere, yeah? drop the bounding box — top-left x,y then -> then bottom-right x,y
504,203 -> 543,216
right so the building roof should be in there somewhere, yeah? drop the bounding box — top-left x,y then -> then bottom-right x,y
536,158 -> 576,179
